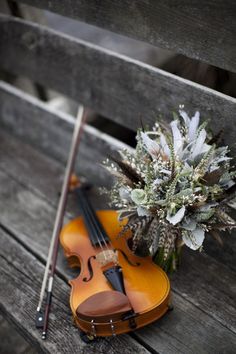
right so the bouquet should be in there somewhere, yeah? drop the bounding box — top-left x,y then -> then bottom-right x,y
103,109 -> 236,273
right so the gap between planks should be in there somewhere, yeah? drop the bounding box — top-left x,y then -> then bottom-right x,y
0,129 -> 235,353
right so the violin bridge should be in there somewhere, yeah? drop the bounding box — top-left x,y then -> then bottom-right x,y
96,250 -> 118,267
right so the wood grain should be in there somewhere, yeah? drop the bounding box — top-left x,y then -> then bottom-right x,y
14,0 -> 236,72
0,16 -> 236,151
0,129 -> 235,353
0,228 -> 150,354
0,80 -> 128,188
0,81 -> 235,272
0,314 -> 35,354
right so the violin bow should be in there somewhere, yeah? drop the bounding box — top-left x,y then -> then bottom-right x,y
35,105 -> 86,339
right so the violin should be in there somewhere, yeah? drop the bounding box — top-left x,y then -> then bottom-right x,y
60,183 -> 171,337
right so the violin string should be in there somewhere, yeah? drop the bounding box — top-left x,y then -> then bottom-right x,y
81,191 -> 110,249
79,190 -> 111,252
79,191 -> 110,254
78,194 -> 107,252
80,200 -> 110,263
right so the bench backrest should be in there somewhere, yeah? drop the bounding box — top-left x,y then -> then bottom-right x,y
0,1 -> 236,185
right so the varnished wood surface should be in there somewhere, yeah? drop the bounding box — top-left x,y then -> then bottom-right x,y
0,128 -> 235,353
14,0 -> 236,73
0,17 -> 236,150
60,211 -> 170,335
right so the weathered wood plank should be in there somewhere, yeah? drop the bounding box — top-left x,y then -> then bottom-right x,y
0,228 -> 150,354
14,0 -> 236,73
0,80 -> 128,188
134,292 -> 236,354
0,315 -> 35,354
1,17 -> 236,150
0,130 -> 235,353
0,81 -> 235,272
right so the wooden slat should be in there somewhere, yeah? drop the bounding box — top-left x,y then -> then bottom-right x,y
15,0 -> 236,73
1,16 -> 236,152
0,81 -> 235,272
0,315 -> 34,354
0,80 -> 128,187
0,130 -> 235,353
0,228 -> 150,354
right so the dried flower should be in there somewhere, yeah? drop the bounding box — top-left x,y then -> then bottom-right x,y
103,109 -> 236,272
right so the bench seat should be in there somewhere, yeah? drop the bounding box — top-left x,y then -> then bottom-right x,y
0,119 -> 235,353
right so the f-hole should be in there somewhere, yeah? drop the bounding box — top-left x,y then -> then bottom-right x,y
83,255 -> 96,282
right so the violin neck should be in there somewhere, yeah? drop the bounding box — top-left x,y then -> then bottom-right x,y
76,187 -> 110,247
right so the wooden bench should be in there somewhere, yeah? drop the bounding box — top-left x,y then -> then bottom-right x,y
0,1 -> 236,353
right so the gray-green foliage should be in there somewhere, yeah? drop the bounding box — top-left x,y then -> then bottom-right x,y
103,109 -> 236,272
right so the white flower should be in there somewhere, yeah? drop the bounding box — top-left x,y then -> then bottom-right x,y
182,227 -> 205,250
166,206 -> 186,225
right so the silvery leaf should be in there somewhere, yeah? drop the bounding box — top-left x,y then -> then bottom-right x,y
156,199 -> 168,206
191,128 -> 207,159
215,156 -> 231,164
175,188 -> 193,198
183,227 -> 205,250
179,109 -> 190,126
198,202 -> 218,211
181,217 -> 197,231
153,177 -> 163,185
166,206 -> 186,225
194,203 -> 217,221
221,180 -> 235,189
141,132 -> 160,159
160,168 -> 171,175
170,120 -> 183,156
188,111 -> 200,141
137,206 -> 151,216
227,199 -> 236,210
131,189 -> 147,205
160,133 -> 170,156
201,143 -> 211,154
119,187 -> 131,201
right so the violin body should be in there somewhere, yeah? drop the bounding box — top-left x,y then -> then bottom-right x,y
60,207 -> 171,337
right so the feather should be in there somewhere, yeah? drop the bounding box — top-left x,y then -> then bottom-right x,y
208,223 -> 236,230
209,231 -> 223,246
215,210 -> 236,225
109,155 -> 144,187
201,167 -> 225,186
118,215 -> 153,238
208,129 -> 224,145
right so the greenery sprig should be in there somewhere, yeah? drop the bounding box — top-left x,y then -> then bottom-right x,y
103,109 -> 236,272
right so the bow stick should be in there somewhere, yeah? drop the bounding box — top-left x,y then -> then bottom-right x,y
35,105 -> 86,339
